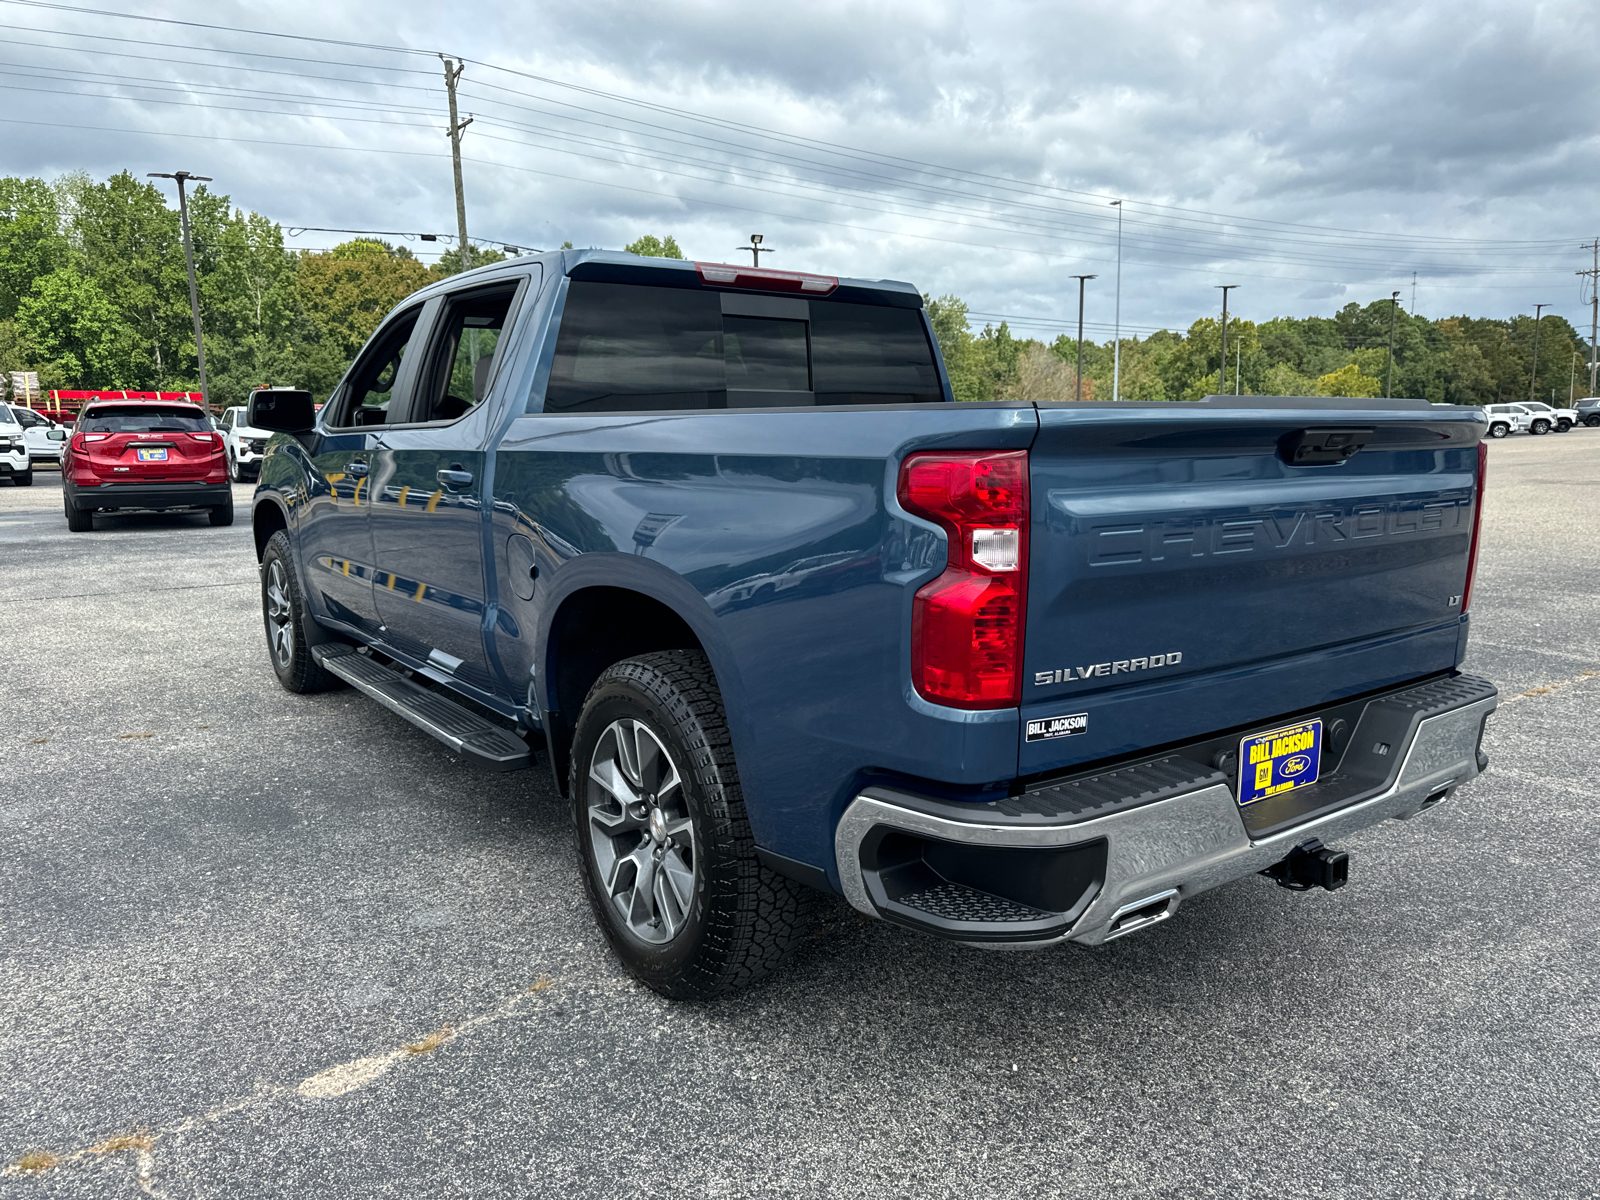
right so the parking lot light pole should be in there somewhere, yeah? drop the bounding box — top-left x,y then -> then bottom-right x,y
148,171 -> 213,413
1215,285 -> 1239,396
1070,274 -> 1096,402
1529,303 -> 1549,406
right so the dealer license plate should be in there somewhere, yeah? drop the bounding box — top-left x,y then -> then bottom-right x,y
136,447 -> 168,462
1238,719 -> 1322,806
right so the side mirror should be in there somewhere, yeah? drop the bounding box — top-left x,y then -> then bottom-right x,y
247,389 -> 316,433
46,429 -> 66,442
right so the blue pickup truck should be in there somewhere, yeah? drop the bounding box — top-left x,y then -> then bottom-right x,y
247,251 -> 1498,998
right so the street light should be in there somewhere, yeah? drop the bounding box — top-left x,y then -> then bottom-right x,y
148,170 -> 212,413
1110,199 -> 1123,402
1070,274 -> 1096,402
1215,285 -> 1239,395
1529,303 -> 1549,405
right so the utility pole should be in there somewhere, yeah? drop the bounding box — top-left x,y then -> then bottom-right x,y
1215,285 -> 1238,396
1529,302 -> 1549,405
1235,338 -> 1241,394
1411,271 -> 1417,316
147,170 -> 212,413
1385,290 -> 1401,398
1578,239 -> 1599,397
440,56 -> 473,273
739,234 -> 771,266
1070,274 -> 1096,402
1110,199 -> 1123,402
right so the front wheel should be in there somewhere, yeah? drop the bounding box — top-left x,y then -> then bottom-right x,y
1587,415 -> 1600,428
14,468 -> 31,486
1556,420 -> 1572,432
570,651 -> 811,1000
227,453 -> 240,483
1488,422 -> 1510,439
260,530 -> 341,693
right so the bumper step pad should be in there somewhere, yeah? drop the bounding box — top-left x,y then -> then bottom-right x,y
312,644 -> 532,771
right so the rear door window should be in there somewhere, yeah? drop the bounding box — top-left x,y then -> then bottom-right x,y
537,281 -> 942,413
412,284 -> 520,424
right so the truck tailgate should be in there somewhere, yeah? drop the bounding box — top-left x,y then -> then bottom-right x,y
1020,401 -> 1483,775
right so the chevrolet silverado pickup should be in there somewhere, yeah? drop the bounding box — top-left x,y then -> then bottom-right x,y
246,251 -> 1498,999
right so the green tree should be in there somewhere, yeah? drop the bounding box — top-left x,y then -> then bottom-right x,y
296,240 -> 433,360
0,176 -> 69,322
15,266 -> 130,385
1314,363 -> 1382,397
623,234 -> 684,259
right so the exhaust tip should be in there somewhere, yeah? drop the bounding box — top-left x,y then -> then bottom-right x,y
1105,889 -> 1179,940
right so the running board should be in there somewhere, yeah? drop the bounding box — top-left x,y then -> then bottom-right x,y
312,644 -> 532,771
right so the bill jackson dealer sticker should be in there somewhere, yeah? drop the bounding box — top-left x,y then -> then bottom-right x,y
1026,712 -> 1088,742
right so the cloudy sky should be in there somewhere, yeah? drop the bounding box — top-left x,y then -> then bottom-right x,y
4,0 -> 1598,343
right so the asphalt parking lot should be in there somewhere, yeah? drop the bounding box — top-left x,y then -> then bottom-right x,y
2,432 -> 1597,1200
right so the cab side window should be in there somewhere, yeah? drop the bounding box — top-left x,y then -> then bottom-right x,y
334,308 -> 423,428
414,285 -> 519,424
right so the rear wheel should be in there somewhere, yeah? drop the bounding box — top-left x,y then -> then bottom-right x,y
1488,422 -> 1510,439
209,492 -> 234,526
1531,419 -> 1551,434
570,650 -> 811,1000
64,493 -> 92,531
261,530 -> 341,693
1587,415 -> 1600,428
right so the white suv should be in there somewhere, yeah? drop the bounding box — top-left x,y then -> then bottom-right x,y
0,404 -> 32,485
6,403 -> 70,463
1518,400 -> 1573,433
218,404 -> 273,482
1483,404 -> 1534,438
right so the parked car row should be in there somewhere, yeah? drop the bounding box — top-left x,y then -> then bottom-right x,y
1482,400 -> 1590,437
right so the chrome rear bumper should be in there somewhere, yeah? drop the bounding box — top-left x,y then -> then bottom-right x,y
834,674 -> 1497,946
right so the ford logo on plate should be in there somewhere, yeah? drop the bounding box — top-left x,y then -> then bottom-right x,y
1282,754 -> 1312,777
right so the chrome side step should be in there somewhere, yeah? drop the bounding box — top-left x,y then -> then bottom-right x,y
312,644 -> 532,771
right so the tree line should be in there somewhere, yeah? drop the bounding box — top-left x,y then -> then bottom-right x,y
1,171 -> 1590,407
927,295 -> 1593,406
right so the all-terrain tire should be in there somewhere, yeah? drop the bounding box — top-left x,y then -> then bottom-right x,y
261,530 -> 342,693
570,650 -> 812,1000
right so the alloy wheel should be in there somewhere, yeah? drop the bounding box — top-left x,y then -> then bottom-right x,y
586,718 -> 696,945
265,559 -> 295,668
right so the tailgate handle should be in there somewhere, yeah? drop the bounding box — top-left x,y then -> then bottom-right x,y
1280,427 -> 1373,466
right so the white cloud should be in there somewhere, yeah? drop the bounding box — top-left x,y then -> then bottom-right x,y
4,0 -> 1597,336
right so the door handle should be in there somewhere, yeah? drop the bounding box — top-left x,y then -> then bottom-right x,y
437,467 -> 473,488
346,460 -> 370,476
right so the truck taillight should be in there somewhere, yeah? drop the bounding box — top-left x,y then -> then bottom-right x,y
694,262 -> 839,295
1462,440 -> 1488,613
897,450 -> 1028,709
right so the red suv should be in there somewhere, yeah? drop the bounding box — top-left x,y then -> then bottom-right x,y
61,400 -> 232,532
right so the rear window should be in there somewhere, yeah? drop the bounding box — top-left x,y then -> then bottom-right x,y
80,405 -> 210,433
538,281 -> 943,413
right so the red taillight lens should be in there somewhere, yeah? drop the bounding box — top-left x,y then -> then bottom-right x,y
694,262 -> 839,295
1462,440 -> 1488,613
897,450 -> 1028,709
